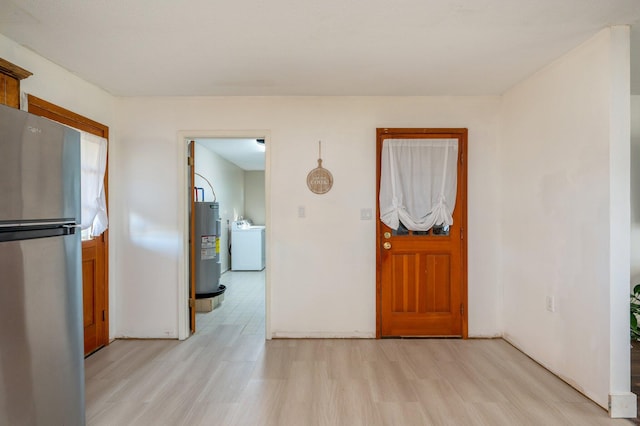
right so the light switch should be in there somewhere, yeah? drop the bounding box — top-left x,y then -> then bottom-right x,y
360,208 -> 373,220
546,296 -> 556,313
298,206 -> 306,218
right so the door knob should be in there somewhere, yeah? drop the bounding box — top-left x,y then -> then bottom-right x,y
383,242 -> 391,250
384,232 -> 391,239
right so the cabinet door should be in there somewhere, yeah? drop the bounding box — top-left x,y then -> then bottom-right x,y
0,74 -> 19,108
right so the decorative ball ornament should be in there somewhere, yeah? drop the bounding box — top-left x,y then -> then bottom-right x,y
307,141 -> 333,194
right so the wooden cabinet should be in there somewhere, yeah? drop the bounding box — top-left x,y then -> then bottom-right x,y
0,73 -> 20,108
0,58 -> 32,109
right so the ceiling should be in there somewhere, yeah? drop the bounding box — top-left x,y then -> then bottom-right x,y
1,0 -> 639,97
197,138 -> 265,171
3,1 -> 638,168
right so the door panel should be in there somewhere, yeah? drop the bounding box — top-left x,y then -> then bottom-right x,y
83,238 -> 106,355
377,128 -> 467,338
83,252 -> 95,329
389,253 -> 451,314
384,250 -> 460,336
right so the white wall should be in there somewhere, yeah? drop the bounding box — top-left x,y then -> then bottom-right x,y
244,171 -> 265,226
195,143 -> 245,272
0,35 -> 116,125
0,34 -> 119,339
114,96 -> 502,339
500,27 -> 630,409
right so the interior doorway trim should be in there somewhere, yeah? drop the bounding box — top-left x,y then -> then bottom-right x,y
176,130 -> 271,340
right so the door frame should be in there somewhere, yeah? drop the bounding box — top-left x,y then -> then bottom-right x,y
375,127 -> 468,338
176,130 -> 272,340
188,141 -> 196,334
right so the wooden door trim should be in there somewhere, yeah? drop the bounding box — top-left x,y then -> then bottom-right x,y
27,95 -> 108,137
28,94 -> 110,350
375,128 -> 468,339
189,141 -> 196,334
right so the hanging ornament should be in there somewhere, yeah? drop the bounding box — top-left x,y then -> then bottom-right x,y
306,140 -> 333,194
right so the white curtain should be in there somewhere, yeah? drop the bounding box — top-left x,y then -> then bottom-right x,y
80,131 -> 108,236
379,138 -> 458,231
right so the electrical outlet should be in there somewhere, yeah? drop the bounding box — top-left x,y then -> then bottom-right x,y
546,296 -> 556,313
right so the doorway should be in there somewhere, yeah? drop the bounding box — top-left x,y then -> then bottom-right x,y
177,131 -> 270,340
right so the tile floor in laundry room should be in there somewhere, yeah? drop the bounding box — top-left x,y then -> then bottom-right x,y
196,270 -> 266,336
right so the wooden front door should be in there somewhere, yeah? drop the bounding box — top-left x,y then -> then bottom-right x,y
28,95 -> 110,355
376,128 -> 467,338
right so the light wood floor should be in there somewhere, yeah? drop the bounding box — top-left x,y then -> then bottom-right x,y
86,272 -> 633,425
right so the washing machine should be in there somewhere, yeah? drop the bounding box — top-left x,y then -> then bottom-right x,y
231,220 -> 265,271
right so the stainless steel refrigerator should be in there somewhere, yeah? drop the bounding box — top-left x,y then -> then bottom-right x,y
0,104 -> 84,425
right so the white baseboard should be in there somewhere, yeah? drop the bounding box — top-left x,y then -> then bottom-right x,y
270,331 -> 375,339
609,392 -> 637,418
271,332 -> 502,339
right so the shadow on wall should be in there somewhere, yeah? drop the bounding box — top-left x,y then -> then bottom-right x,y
632,115 -> 640,286
632,143 -> 640,224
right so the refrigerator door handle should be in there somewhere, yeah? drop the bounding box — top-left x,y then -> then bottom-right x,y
0,220 -> 77,228
0,222 -> 80,242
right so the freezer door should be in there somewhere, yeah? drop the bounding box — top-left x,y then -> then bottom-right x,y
0,104 -> 80,223
0,233 -> 84,425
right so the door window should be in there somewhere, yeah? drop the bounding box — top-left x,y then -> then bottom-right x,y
379,139 -> 458,232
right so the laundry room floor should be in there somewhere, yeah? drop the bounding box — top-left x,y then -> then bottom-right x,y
196,270 -> 265,336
